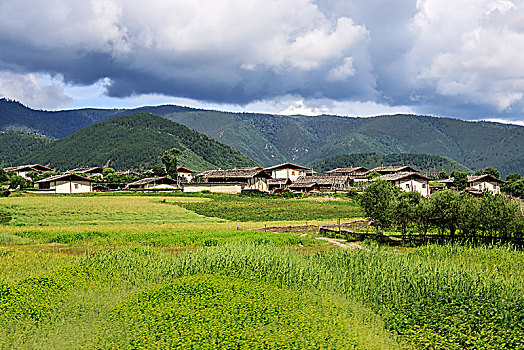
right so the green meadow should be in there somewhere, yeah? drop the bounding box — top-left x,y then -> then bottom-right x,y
0,193 -> 523,349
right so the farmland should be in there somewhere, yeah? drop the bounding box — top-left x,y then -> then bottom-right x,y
1,192 -> 524,349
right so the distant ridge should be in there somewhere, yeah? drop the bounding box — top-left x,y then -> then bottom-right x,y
1,99 -> 523,175
15,113 -> 258,172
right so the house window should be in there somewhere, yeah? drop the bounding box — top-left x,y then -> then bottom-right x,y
405,184 -> 409,189
292,171 -> 295,175
422,184 -> 426,188
74,184 -> 79,189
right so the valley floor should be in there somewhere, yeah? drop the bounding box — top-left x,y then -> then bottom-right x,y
0,193 -> 523,349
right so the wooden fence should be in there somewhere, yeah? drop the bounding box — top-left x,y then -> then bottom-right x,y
237,219 -> 367,233
319,227 -> 524,247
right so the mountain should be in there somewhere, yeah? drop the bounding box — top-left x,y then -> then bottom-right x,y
310,153 -> 471,176
0,131 -> 52,167
2,99 -> 524,175
15,113 -> 258,172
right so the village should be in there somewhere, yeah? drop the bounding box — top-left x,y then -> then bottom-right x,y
2,162 -> 504,197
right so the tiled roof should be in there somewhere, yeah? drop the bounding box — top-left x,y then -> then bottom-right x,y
380,172 -> 430,181
35,174 -> 95,183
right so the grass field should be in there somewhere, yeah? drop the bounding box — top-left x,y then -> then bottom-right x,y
1,192 -> 523,349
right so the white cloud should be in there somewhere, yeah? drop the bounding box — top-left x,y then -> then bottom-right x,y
0,72 -> 73,109
412,0 -> 524,112
326,57 -> 356,82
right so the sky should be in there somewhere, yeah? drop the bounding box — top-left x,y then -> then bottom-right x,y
1,0 -> 524,125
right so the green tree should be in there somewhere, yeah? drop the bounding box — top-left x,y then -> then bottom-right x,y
438,171 -> 449,179
0,169 -> 8,182
451,171 -> 468,191
429,190 -> 461,235
26,170 -> 39,181
456,193 -> 479,236
102,168 -> 115,177
359,180 -> 399,232
161,148 -> 181,180
483,166 -> 500,179
478,193 -> 520,237
394,191 -> 424,235
8,175 -> 28,189
415,199 -> 434,235
151,165 -> 167,177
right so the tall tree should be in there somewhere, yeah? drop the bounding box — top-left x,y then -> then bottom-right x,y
451,171 -> 468,190
359,179 -> 399,232
161,148 -> 181,180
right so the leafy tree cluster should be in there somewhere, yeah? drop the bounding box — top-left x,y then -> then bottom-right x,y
359,180 -> 524,238
502,173 -> 524,198
474,166 -> 501,179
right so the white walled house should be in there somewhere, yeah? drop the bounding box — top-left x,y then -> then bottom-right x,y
127,177 -> 178,190
440,174 -> 504,195
264,163 -> 311,182
35,174 -> 94,193
177,167 -> 195,183
381,172 -> 431,198
466,175 -> 503,194
195,167 -> 271,192
4,164 -> 53,179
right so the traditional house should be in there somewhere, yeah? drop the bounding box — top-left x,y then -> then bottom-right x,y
268,178 -> 292,192
4,164 -> 53,179
177,167 -> 195,183
127,177 -> 178,190
441,175 -> 503,195
67,167 -> 104,177
35,174 -> 94,193
326,167 -> 369,182
194,167 -> 271,192
264,163 -> 312,182
371,166 -> 418,175
289,175 -> 352,193
380,172 -> 431,197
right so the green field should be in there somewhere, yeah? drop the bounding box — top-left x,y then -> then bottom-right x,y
1,193 -> 523,349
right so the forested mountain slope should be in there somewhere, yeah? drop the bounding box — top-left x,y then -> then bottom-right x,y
0,131 -> 52,167
310,153 -> 471,175
16,113 -> 257,172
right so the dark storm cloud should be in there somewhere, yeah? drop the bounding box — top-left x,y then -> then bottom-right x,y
0,0 -> 523,122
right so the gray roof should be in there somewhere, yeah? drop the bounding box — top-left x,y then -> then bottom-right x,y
67,167 -> 104,174
380,172 -> 429,181
291,175 -> 350,186
5,164 -> 52,172
197,168 -> 271,179
326,167 -> 369,174
35,174 -> 95,183
128,177 -> 177,186
441,175 -> 504,184
264,163 -> 310,171
371,166 -> 418,173
268,178 -> 291,185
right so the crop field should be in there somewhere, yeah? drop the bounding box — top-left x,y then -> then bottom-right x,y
1,192 -> 523,349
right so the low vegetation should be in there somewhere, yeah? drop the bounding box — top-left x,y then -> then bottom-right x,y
1,192 -> 523,349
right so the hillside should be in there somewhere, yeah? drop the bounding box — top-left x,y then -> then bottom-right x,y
15,113 -> 258,172
310,153 -> 471,175
2,99 -> 524,175
0,131 -> 52,167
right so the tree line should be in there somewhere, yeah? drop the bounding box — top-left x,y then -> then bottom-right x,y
359,180 -> 524,238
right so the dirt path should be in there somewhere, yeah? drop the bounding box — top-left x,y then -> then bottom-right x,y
315,237 -> 361,250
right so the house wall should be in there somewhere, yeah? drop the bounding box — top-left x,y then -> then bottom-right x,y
52,180 -> 92,193
144,183 -> 178,190
183,184 -> 243,194
178,172 -> 193,183
394,178 -> 430,197
270,168 -> 306,182
470,180 -> 500,194
245,179 -> 268,192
